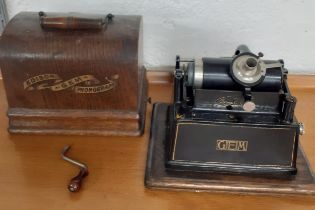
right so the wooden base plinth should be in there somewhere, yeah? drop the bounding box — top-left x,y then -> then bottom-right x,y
8,109 -> 142,136
145,103 -> 315,195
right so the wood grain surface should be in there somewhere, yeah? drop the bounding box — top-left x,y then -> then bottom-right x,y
0,73 -> 315,210
0,12 -> 142,110
0,12 -> 147,136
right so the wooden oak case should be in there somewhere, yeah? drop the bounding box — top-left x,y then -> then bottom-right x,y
0,12 -> 147,136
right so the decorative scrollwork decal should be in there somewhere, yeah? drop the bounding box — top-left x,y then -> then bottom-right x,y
23,74 -> 119,94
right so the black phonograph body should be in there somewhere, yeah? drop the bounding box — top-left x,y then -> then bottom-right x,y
145,45 -> 315,195
166,45 -> 304,175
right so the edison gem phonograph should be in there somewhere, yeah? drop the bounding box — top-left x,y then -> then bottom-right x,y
166,45 -> 304,175
145,45 -> 312,194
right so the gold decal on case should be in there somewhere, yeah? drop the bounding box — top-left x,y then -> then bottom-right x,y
216,139 -> 248,151
23,74 -> 119,94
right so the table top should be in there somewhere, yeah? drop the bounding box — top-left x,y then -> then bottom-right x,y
0,74 -> 315,210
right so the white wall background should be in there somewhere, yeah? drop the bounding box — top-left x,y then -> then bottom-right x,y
5,0 -> 315,73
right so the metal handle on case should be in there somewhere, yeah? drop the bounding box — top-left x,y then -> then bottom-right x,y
39,11 -> 113,30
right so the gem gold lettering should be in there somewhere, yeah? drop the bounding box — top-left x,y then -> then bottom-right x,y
216,139 -> 248,151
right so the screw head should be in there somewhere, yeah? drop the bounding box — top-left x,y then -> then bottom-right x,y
243,101 -> 256,112
68,182 -> 80,192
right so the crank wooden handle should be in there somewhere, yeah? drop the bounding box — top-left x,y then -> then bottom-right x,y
68,169 -> 89,192
39,11 -> 113,30
61,146 -> 89,192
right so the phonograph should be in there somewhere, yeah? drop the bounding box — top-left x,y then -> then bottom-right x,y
145,45 -> 315,195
